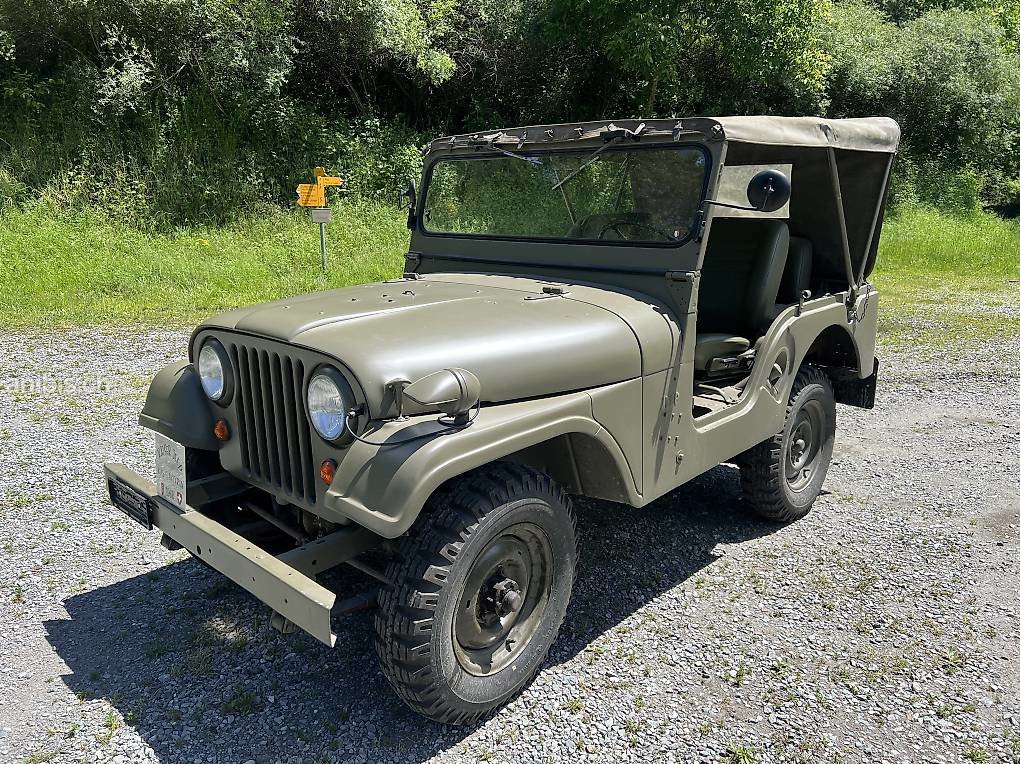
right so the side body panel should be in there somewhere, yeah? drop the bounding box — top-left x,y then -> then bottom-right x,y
319,284 -> 877,531
644,287 -> 878,500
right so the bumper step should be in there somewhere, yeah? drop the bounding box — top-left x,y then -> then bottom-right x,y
104,463 -> 378,647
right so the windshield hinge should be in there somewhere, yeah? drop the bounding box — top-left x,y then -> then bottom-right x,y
672,121 -> 705,142
665,270 -> 699,316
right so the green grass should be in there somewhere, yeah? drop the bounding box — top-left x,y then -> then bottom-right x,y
222,686 -> 258,716
21,751 -> 58,764
873,206 -> 1020,345
0,201 -> 408,327
1,202 -> 1016,344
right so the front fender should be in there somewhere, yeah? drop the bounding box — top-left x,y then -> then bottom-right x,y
138,362 -> 218,450
323,385 -> 639,538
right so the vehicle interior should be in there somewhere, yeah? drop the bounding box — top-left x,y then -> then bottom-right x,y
691,217 -> 815,417
415,118 -> 898,424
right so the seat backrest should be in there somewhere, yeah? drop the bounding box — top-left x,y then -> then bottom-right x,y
698,218 -> 790,336
777,236 -> 813,304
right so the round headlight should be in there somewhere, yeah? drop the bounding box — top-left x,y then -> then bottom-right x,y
198,340 -> 230,402
307,371 -> 347,441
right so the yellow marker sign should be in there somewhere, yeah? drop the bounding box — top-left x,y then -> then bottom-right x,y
296,183 -> 324,208
296,166 -> 344,208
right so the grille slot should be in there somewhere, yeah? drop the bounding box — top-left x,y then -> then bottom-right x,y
229,343 -> 316,504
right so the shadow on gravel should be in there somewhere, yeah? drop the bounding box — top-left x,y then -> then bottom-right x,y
45,464 -> 779,764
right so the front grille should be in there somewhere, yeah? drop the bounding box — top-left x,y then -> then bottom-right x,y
227,342 -> 317,504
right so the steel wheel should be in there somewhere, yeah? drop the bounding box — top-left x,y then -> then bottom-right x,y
375,463 -> 577,725
453,523 -> 552,676
785,398 -> 824,492
740,365 -> 836,522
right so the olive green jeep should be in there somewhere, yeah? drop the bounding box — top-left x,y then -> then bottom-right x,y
105,115 -> 900,723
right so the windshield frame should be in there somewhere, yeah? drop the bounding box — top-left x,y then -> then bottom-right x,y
417,142 -> 712,249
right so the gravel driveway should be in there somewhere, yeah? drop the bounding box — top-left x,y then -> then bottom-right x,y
1,328 -> 1018,764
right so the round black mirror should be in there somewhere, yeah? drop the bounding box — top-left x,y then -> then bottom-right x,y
746,169 -> 791,213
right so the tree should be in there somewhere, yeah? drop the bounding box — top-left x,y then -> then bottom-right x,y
537,0 -> 830,118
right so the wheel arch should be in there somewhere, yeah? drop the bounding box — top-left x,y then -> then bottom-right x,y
322,389 -> 641,538
802,324 -> 861,373
497,431 -> 635,505
138,361 -> 219,450
799,323 -> 878,409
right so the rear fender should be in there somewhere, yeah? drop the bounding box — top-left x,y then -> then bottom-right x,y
322,385 -> 640,538
801,289 -> 879,408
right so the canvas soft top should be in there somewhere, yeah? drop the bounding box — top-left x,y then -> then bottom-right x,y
423,115 -> 900,281
427,116 -> 901,154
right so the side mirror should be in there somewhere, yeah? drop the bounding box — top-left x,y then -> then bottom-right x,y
746,169 -> 791,213
398,179 -> 417,229
402,368 -> 481,426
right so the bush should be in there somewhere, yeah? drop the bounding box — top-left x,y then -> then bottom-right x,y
0,0 -> 432,226
824,1 -> 1020,209
0,87 -> 423,226
537,0 -> 831,117
1,0 -> 1019,222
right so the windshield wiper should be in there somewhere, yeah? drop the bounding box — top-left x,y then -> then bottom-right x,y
471,133 -> 543,166
492,146 -> 543,166
549,122 -> 646,191
550,137 -> 622,191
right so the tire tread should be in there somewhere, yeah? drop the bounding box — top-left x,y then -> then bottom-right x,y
374,462 -> 576,725
740,365 -> 834,522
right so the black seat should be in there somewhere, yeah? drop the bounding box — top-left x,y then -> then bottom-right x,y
777,235 -> 813,306
695,219 -> 790,373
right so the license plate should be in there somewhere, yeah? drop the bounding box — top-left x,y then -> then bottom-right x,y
154,433 -> 187,511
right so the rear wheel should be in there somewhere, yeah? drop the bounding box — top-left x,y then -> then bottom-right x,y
740,365 -> 836,522
374,463 -> 577,724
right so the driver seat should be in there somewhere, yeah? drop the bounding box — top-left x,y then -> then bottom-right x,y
695,219 -> 790,374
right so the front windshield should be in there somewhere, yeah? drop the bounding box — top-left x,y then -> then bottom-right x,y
422,145 -> 708,244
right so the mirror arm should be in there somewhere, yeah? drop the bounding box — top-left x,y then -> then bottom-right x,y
693,199 -> 758,242
700,199 -> 760,213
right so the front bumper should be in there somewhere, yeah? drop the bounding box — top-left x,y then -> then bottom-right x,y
104,463 -> 345,646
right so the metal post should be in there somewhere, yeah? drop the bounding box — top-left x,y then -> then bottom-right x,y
826,146 -> 857,302
319,221 -> 327,272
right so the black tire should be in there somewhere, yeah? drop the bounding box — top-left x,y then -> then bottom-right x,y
374,463 -> 577,725
740,365 -> 836,522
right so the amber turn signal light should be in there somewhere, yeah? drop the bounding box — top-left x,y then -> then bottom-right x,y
213,419 -> 230,442
320,459 -> 337,485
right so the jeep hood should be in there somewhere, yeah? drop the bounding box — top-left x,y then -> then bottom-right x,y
198,274 -> 667,417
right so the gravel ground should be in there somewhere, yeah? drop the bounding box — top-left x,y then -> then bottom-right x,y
1,328 -> 1018,764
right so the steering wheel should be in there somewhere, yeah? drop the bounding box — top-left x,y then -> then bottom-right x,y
596,219 -> 677,241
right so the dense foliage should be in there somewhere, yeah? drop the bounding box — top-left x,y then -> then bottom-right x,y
1,0 -> 1018,224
